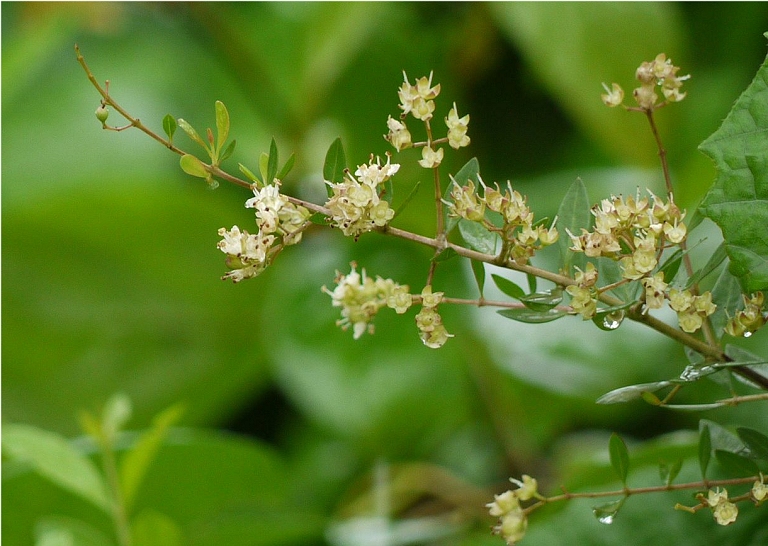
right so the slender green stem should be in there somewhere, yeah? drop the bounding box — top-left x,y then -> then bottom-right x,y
100,438 -> 132,546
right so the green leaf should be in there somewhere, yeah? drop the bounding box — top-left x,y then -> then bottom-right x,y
658,248 -> 684,285
519,288 -> 562,311
323,137 -> 347,186
267,137 -> 279,185
709,263 -> 742,337
239,162 -> 260,185
458,219 -> 499,255
214,100 -> 230,155
101,392 -> 132,445
431,247 -> 458,263
526,273 -> 537,293
471,259 -> 486,296
556,177 -> 590,274
596,381 -> 672,404
179,154 -> 209,179
2,424 -> 111,513
659,459 -> 683,487
686,242 -> 728,289
715,449 -> 760,477
609,432 -> 630,485
592,497 -> 625,525
131,509 -> 183,546
276,152 -> 296,181
258,152 -> 270,187
497,307 -> 566,324
699,54 -> 768,293
120,403 -> 185,513
737,427 -> 768,460
162,114 -> 176,143
392,181 -> 420,220
699,422 -> 712,480
219,139 -> 237,163
491,274 -> 525,300
176,118 -> 208,151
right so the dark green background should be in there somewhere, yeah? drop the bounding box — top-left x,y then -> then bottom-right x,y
3,3 -> 768,545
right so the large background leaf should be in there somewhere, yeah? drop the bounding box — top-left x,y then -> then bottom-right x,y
699,53 -> 768,293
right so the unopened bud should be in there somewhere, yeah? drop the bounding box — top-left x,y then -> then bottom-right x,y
95,105 -> 109,124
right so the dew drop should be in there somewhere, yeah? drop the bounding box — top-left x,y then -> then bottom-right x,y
743,331 -> 753,338
601,310 -> 625,330
596,513 -> 615,525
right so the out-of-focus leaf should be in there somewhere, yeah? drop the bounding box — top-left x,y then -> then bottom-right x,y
699,54 -> 768,293
2,424 -> 111,513
131,509 -> 183,546
393,180 -> 420,220
714,449 -> 760,477
120,403 -> 185,513
323,137 -> 347,186
34,516 -> 113,546
101,393 -> 132,445
489,3 -> 682,163
458,219 -> 498,255
491,274 -> 525,301
699,422 -> 711,480
496,307 -> 566,324
609,432 -> 630,485
596,381 -> 672,404
592,497 -> 625,525
556,177 -> 589,275
737,427 -> 768,460
179,154 -> 209,179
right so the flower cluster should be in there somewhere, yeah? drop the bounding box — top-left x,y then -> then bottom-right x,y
446,177 -> 558,265
487,475 -> 539,545
602,53 -> 690,109
325,155 -> 398,239
707,488 -> 739,526
725,292 -> 766,338
218,181 -> 310,282
565,190 -> 716,330
667,287 -> 717,333
385,72 -> 470,169
415,286 -> 452,348
323,264 -> 411,340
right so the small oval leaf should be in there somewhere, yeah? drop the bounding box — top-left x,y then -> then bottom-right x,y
180,154 -> 209,179
214,100 -> 230,153
162,114 -> 176,142
596,381 -> 672,404
699,423 -> 712,480
497,307 -> 566,324
491,274 -> 525,300
609,432 -> 630,485
736,427 -> 768,460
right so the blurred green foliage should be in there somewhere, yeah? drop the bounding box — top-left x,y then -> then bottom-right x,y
3,3 -> 768,545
